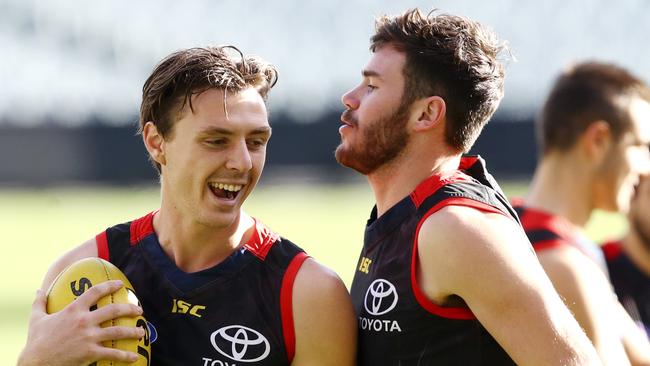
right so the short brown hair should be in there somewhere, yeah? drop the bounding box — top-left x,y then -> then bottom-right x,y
371,8 -> 508,152
140,46 -> 278,136
139,46 -> 277,171
539,61 -> 650,154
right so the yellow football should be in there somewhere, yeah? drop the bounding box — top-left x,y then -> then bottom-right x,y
46,257 -> 151,366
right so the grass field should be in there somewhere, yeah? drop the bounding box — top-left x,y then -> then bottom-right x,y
0,182 -> 627,364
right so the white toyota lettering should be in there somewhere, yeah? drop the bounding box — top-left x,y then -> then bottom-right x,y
359,316 -> 402,332
202,357 -> 237,366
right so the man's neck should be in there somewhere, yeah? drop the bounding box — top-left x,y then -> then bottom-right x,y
152,207 -> 254,273
525,153 -> 595,228
367,152 -> 461,217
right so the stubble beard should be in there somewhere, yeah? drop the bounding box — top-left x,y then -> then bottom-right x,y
335,102 -> 410,175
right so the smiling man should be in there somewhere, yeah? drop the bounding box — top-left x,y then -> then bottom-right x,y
18,46 -> 356,366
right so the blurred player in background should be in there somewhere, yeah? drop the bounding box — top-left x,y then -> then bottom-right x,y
18,46 -> 356,366
336,8 -> 600,365
514,61 -> 650,365
602,174 -> 650,336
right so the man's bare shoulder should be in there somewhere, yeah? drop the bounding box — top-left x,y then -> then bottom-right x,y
418,204 -> 529,261
41,238 -> 98,291
291,258 -> 356,365
415,204 -> 601,364
536,243 -> 614,310
536,244 -> 609,290
417,205 -> 537,298
292,258 -> 350,309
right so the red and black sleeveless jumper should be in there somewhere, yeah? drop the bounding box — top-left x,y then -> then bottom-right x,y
350,156 -> 519,365
513,203 -> 608,271
602,240 -> 650,335
95,212 -> 308,365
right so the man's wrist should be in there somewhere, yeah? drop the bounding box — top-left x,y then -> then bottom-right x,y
17,347 -> 41,366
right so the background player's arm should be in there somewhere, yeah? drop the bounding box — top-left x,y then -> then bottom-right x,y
538,246 -> 640,365
290,258 -> 357,366
617,301 -> 650,365
17,239 -> 143,366
417,205 -> 602,366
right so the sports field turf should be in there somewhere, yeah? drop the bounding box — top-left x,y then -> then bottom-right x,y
0,182 -> 627,364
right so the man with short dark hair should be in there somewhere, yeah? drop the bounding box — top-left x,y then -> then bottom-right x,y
515,61 -> 650,365
18,46 -> 357,366
337,8 -> 600,365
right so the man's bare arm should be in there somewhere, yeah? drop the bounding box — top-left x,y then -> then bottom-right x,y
538,246 -> 635,365
417,205 -> 602,365
291,258 -> 357,366
17,239 -> 143,366
617,298 -> 650,365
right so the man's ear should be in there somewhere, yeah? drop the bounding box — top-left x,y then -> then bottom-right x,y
580,120 -> 612,163
414,96 -> 445,132
142,121 -> 166,166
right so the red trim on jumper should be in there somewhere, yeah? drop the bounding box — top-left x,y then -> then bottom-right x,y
410,156 -> 482,208
602,240 -> 623,261
514,203 -> 577,242
410,197 -> 511,320
244,219 -> 281,260
96,231 -> 109,261
130,211 -> 156,246
439,198 -> 508,217
512,202 -> 586,255
280,252 -> 309,363
410,172 -> 474,208
458,155 -> 479,170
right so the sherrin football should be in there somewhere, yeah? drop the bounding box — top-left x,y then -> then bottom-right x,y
46,257 -> 151,366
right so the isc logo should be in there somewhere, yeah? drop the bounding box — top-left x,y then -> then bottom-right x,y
358,257 -> 372,274
171,299 -> 206,318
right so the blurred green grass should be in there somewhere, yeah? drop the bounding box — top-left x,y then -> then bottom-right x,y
0,181 -> 627,364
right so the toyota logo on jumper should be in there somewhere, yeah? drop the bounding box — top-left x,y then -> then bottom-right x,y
210,325 -> 271,362
364,279 -> 399,316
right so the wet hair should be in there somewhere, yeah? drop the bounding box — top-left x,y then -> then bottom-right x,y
539,61 -> 650,154
371,8 -> 508,152
139,46 -> 278,170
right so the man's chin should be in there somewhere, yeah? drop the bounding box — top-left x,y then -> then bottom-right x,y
334,148 -> 353,169
335,151 -> 371,175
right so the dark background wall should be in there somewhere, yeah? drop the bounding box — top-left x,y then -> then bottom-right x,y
0,113 -> 537,186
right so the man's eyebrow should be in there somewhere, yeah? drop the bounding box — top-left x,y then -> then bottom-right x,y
197,126 -> 272,135
362,70 -> 382,80
249,127 -> 272,135
197,127 -> 233,135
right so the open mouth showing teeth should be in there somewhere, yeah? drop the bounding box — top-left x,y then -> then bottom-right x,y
209,182 -> 243,200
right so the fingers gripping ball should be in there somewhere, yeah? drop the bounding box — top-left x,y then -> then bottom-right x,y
46,258 -> 151,366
